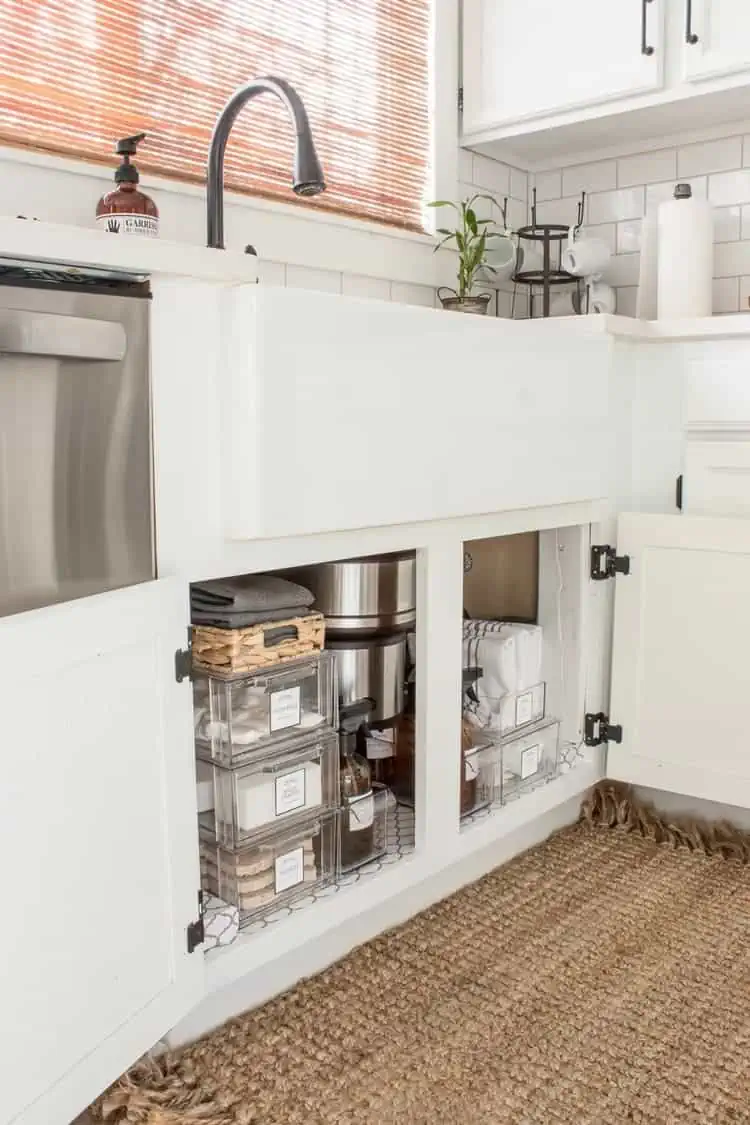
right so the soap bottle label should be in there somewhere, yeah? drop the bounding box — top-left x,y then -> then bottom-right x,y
97,213 -> 159,238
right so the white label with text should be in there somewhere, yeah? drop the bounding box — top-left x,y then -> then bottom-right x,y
274,846 -> 305,894
515,690 -> 534,727
96,213 -> 159,238
520,744 -> 541,780
275,768 -> 307,816
270,686 -> 301,731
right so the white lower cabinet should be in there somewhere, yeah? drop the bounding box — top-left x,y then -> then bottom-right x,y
0,579 -> 203,1125
5,510 -> 750,1124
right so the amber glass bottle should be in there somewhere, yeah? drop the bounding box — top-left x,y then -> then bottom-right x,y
96,133 -> 159,238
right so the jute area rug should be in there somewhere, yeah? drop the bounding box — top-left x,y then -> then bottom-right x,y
93,784 -> 750,1125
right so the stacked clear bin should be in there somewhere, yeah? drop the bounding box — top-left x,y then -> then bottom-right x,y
195,653 -> 341,927
461,679 -> 560,817
194,650 -> 396,932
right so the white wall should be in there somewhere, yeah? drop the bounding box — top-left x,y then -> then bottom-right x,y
528,131 -> 750,317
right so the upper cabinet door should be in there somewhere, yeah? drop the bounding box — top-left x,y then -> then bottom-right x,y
462,0 -> 664,134
607,513 -> 750,809
0,579 -> 202,1125
682,0 -> 750,81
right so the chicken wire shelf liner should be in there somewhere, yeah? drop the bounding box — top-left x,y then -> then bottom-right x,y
204,803 -> 416,946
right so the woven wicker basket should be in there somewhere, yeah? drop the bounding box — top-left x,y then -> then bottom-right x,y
192,611 -> 325,678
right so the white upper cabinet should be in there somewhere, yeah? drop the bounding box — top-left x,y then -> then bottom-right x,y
682,0 -> 750,81
462,0 -> 664,134
606,512 -> 750,809
0,580 -> 202,1125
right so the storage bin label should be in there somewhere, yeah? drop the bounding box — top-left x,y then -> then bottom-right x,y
515,690 -> 534,727
274,846 -> 305,893
348,792 -> 375,831
275,768 -> 307,816
270,686 -> 301,731
521,744 -> 541,779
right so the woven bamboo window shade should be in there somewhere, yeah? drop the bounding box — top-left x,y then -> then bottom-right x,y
0,0 -> 432,232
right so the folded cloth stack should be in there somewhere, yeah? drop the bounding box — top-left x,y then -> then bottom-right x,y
191,574 -> 315,628
462,620 -> 543,733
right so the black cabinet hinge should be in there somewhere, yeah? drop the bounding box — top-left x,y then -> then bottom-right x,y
458,86 -> 464,112
187,891 -> 205,954
584,712 -> 623,746
590,544 -> 631,581
174,630 -> 193,683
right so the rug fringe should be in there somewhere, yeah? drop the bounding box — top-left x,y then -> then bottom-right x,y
90,1052 -> 238,1124
581,781 -> 750,862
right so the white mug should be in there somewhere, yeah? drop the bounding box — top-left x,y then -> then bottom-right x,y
587,280 -> 616,315
562,238 -> 611,280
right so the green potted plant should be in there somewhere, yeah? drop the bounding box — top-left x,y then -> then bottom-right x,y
429,194 -> 515,314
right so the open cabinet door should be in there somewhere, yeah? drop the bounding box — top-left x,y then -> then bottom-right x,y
0,579 -> 202,1125
607,513 -> 750,809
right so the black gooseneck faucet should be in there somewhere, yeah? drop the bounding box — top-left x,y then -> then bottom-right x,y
206,76 -> 326,250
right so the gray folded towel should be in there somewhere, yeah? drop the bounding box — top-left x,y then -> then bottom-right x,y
191,574 -> 314,616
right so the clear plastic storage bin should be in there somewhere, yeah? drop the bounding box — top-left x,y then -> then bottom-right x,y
200,812 -> 338,926
463,681 -> 546,740
199,731 -> 339,850
495,719 -> 560,802
460,740 -> 498,818
340,783 -> 395,872
194,653 -> 336,765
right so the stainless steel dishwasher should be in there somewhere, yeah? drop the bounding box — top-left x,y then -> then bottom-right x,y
0,264 -> 154,617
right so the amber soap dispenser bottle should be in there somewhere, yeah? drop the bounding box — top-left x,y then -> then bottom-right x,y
96,133 -> 159,238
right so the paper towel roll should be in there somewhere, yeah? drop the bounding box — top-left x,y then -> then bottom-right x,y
657,184 -> 713,319
636,210 -> 659,320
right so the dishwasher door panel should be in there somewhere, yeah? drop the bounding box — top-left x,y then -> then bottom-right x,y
0,284 -> 153,616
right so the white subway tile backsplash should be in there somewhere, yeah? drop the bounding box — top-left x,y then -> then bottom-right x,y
533,171 -> 562,202
458,148 -> 474,183
495,290 -> 513,318
587,187 -> 644,225
708,169 -> 750,207
342,274 -> 391,301
472,154 -> 511,196
533,194 -> 585,226
606,253 -> 641,287
645,177 -> 707,210
739,275 -> 750,311
742,205 -> 750,240
510,167 -> 528,202
285,265 -> 342,293
562,160 -> 616,197
507,197 -> 528,231
712,276 -> 740,314
617,149 -> 676,189
713,205 -> 741,243
678,136 -> 743,178
257,260 -> 286,286
580,223 -> 616,253
617,219 -> 642,254
391,282 -> 435,307
713,240 -> 750,278
614,287 -> 638,317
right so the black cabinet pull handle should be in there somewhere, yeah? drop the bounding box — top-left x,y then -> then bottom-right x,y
641,0 -> 655,56
686,0 -> 699,43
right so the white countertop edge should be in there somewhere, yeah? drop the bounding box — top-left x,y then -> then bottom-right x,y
0,216 -> 260,283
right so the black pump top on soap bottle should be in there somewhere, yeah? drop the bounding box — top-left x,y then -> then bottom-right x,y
96,132 -> 160,237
